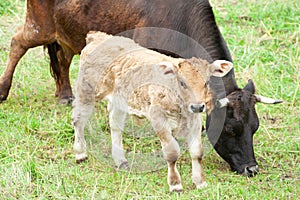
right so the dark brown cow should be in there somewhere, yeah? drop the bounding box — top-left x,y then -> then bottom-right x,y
0,0 -> 282,175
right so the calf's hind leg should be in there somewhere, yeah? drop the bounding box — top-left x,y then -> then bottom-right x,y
72,81 -> 95,163
72,101 -> 94,163
108,102 -> 129,169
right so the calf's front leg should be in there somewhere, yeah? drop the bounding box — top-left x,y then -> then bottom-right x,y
186,128 -> 207,189
150,108 -> 182,192
162,136 -> 182,192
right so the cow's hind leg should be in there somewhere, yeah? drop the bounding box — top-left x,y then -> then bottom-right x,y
186,129 -> 207,189
108,102 -> 129,169
47,42 -> 74,105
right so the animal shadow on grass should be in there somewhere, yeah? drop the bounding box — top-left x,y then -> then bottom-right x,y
84,111 -> 213,173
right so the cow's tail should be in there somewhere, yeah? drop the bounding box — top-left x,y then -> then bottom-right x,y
46,42 -> 61,84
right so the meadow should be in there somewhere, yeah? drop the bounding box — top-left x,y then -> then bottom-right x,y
0,0 -> 299,199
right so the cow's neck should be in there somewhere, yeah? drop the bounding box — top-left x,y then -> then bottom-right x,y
222,69 -> 238,96
186,2 -> 238,95
209,70 -> 237,100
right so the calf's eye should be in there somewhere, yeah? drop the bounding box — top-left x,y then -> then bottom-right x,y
179,80 -> 188,89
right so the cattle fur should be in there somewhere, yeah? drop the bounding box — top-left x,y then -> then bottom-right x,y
72,32 -> 232,192
1,0 -> 280,177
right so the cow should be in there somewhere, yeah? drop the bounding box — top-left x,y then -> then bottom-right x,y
1,0 -> 282,176
72,31 -> 233,192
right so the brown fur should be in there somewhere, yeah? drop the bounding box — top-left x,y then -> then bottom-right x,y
0,0 -> 234,104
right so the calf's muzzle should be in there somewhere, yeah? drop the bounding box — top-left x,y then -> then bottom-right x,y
189,103 -> 206,113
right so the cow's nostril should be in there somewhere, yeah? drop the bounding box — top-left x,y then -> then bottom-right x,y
245,165 -> 259,177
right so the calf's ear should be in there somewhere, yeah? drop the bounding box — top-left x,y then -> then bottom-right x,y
157,62 -> 176,78
211,60 -> 233,77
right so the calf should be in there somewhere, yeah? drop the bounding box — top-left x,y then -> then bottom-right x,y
72,32 -> 232,192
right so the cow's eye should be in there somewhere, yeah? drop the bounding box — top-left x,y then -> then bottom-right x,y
179,80 -> 188,89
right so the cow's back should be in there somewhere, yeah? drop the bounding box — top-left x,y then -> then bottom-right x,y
53,0 -> 230,60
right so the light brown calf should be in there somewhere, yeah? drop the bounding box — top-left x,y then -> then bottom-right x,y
72,32 -> 232,192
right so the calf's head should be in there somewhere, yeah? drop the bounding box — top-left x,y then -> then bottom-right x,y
157,58 -> 232,114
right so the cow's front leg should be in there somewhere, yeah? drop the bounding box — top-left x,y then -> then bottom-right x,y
186,128 -> 207,189
108,101 -> 129,169
0,26 -> 32,102
47,42 -> 74,105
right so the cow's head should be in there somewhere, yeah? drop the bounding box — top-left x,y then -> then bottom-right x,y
207,78 -> 283,176
157,58 -> 232,114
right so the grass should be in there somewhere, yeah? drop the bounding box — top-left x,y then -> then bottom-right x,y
0,0 -> 299,199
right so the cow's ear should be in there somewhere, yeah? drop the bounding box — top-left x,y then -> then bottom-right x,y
244,79 -> 256,94
157,62 -> 176,78
211,60 -> 233,77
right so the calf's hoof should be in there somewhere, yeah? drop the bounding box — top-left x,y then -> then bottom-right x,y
117,161 -> 130,171
75,153 -> 88,163
170,184 -> 183,193
196,181 -> 208,189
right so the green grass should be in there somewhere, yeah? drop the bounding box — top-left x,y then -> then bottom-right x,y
0,0 -> 299,199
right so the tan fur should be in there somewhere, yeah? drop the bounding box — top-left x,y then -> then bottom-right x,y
72,32 -> 222,192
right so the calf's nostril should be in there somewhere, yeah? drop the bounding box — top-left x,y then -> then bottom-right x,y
200,104 -> 205,111
190,104 -> 206,113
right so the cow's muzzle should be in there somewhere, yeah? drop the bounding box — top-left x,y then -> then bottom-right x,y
189,103 -> 206,113
243,165 -> 259,177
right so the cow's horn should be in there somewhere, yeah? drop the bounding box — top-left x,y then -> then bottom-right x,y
216,98 -> 230,108
255,95 -> 283,104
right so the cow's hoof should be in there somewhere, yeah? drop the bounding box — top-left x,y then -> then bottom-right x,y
59,96 -> 74,105
75,153 -> 88,163
0,94 -> 7,103
170,184 -> 183,193
118,161 -> 130,171
196,181 -> 208,189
